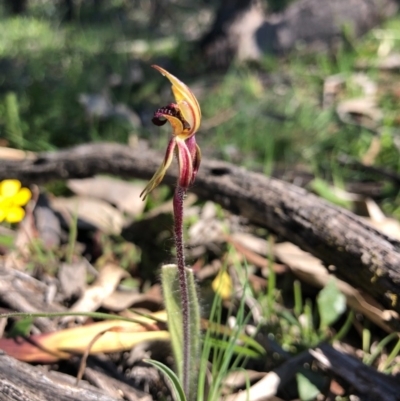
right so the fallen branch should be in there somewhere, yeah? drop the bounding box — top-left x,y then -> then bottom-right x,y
0,351 -> 120,401
1,143 -> 400,326
310,343 -> 400,401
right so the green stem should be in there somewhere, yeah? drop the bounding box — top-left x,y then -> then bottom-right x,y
173,186 -> 190,397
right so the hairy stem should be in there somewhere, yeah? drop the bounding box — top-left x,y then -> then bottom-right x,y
173,185 -> 190,397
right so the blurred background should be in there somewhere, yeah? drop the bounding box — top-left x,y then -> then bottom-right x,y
1,0 -> 400,215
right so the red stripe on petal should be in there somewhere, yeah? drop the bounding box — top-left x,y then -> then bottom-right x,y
176,138 -> 193,189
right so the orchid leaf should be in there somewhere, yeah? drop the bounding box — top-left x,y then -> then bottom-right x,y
161,264 -> 201,401
145,359 -> 187,401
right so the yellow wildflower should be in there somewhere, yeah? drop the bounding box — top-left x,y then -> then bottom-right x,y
0,179 -> 32,223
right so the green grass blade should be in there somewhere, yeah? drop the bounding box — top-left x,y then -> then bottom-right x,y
145,359 -> 187,401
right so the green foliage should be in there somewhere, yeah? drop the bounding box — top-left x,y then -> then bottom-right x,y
266,0 -> 296,12
317,278 -> 347,331
197,262 -> 264,401
0,232 -> 15,247
0,11 -> 143,150
145,359 -> 187,401
7,317 -> 33,338
161,261 -> 264,401
2,3 -> 400,399
1,1 -> 400,221
309,178 -> 352,209
296,372 -> 321,401
259,276 -> 348,353
4,92 -> 24,148
363,332 -> 400,368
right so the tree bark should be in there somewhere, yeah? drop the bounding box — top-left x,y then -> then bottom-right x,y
200,0 -> 265,67
311,343 -> 400,401
1,142 -> 400,324
200,0 -> 399,66
0,351 -> 119,401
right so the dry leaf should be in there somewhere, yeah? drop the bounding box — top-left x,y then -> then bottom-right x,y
68,177 -> 145,216
188,201 -> 224,247
0,311 -> 168,363
225,369 -> 288,401
357,52 -> 400,70
58,261 -> 87,299
336,74 -> 381,129
102,284 -> 163,312
225,233 -> 287,274
337,97 -> 382,128
323,74 -> 345,108
66,263 -> 128,321
50,196 -> 125,235
362,136 -> 381,166
274,242 -> 397,333
229,232 -> 269,256
0,146 -> 35,160
34,194 -> 62,249
223,370 -> 266,390
362,198 -> 400,240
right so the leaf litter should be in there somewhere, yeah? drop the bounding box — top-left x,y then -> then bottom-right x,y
2,22 -> 400,401
0,170 -> 399,401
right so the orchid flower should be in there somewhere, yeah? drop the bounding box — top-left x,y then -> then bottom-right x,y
140,66 -> 203,398
140,65 -> 201,200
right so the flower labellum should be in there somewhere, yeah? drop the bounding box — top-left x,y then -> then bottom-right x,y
140,65 -> 201,200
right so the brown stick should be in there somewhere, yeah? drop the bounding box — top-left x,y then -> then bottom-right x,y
1,143 -> 400,325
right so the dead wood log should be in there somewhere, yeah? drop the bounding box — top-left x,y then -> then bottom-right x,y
1,142 -> 400,326
0,266 -> 65,332
0,351 -> 120,401
311,343 -> 400,401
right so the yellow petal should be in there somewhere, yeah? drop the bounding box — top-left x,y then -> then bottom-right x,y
5,206 -> 25,223
152,65 -> 201,136
162,114 -> 184,137
0,180 -> 21,198
0,198 -> 12,222
13,187 -> 32,206
212,270 -> 233,300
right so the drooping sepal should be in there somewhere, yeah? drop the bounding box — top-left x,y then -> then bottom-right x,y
191,143 -> 201,185
140,139 -> 176,200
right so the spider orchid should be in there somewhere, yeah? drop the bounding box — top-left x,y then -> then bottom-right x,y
140,66 -> 202,398
140,65 -> 201,199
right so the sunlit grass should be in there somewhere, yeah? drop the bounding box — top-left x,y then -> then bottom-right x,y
1,1 -> 400,213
